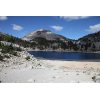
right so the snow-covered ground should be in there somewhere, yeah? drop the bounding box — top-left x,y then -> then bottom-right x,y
0,51 -> 100,83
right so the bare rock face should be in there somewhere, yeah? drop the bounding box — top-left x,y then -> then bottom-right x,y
22,29 -> 67,41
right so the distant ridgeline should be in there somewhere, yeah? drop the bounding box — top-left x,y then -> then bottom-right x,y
78,31 -> 100,51
0,30 -> 100,52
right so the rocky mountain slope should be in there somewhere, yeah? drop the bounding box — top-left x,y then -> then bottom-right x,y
23,29 -> 67,41
77,31 -> 100,51
23,29 -> 70,50
79,31 -> 100,42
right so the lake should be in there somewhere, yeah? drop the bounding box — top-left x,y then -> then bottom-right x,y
29,51 -> 100,60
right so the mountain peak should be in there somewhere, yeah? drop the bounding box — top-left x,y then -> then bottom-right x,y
34,29 -> 53,33
23,29 -> 66,41
36,29 -> 50,32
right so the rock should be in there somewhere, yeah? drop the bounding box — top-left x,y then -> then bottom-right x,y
52,76 -> 56,78
91,76 -> 100,82
83,71 -> 86,73
76,73 -> 79,75
92,75 -> 95,79
34,80 -> 36,83
95,76 -> 100,83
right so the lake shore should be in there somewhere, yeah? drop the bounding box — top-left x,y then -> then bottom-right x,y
0,51 -> 100,83
28,49 -> 100,54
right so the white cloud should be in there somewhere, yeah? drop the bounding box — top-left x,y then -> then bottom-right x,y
12,24 -> 23,31
88,23 -> 100,33
0,16 -> 8,21
50,25 -> 63,31
60,16 -> 90,21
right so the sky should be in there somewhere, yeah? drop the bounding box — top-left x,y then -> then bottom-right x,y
0,16 -> 100,40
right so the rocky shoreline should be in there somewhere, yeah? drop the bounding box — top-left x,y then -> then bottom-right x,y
0,50 -> 100,83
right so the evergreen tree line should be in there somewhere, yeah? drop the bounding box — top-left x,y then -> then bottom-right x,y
0,33 -> 98,51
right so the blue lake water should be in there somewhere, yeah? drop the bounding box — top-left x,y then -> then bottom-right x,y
29,51 -> 100,60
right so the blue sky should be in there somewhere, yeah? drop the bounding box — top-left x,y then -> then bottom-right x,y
0,16 -> 100,40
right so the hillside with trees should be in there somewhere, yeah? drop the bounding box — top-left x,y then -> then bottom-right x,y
77,31 -> 100,51
0,30 -> 100,55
